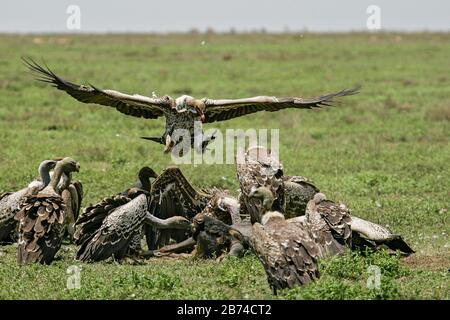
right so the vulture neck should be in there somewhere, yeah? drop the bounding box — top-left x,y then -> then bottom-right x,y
48,164 -> 66,191
146,214 -> 189,230
138,173 -> 151,192
39,163 -> 52,186
60,172 -> 72,189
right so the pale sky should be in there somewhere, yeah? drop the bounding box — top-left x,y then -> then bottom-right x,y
1,0 -> 449,33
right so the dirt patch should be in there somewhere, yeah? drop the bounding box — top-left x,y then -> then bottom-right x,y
402,255 -> 450,271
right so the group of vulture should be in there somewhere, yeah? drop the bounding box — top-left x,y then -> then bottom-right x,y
0,147 -> 414,294
0,58 -> 414,293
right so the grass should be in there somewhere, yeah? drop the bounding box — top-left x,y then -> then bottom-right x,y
0,32 -> 449,299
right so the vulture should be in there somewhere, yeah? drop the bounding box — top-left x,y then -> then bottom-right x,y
23,58 -> 359,155
237,146 -> 323,222
14,157 -> 80,265
0,160 -> 57,244
304,193 -> 352,257
57,171 -> 83,240
348,216 -> 414,254
237,146 -> 285,224
283,175 -> 319,219
249,187 -> 321,294
288,199 -> 414,255
74,167 -> 191,262
144,166 -> 240,250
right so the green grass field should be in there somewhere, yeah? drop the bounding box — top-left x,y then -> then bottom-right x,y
0,33 -> 448,299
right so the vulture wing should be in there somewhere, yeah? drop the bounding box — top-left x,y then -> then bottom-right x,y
15,193 -> 66,265
145,167 -> 211,249
251,221 -> 321,292
76,194 -> 148,262
203,87 -> 359,123
23,57 -> 171,119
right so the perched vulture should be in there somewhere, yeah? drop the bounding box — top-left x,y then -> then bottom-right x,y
74,167 -> 190,262
236,146 -> 285,224
57,171 -> 83,240
249,187 -> 321,294
0,160 -> 57,243
15,157 -> 80,265
24,57 -> 359,155
304,193 -> 352,257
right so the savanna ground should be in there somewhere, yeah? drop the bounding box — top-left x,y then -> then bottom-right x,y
0,33 -> 448,299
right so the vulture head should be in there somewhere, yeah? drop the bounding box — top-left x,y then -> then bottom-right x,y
58,157 -> 80,173
164,216 -> 192,230
248,186 -> 276,223
38,160 -> 57,172
138,166 -> 158,185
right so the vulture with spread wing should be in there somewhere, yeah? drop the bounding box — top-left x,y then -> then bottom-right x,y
144,166 -> 241,250
24,58 -> 359,155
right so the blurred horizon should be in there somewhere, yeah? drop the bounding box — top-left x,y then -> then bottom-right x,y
1,0 -> 449,34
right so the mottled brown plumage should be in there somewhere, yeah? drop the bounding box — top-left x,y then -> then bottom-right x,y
74,167 -> 157,262
144,166 -> 243,250
145,166 -> 211,250
0,160 -> 57,243
75,189 -> 150,262
248,187 -> 322,294
283,175 -> 319,218
305,193 -> 352,257
198,188 -> 241,226
58,172 -> 83,240
237,146 -> 285,224
15,157 -> 80,265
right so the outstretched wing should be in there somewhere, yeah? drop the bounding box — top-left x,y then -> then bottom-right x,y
145,167 -> 211,249
203,87 -> 360,123
23,57 -> 172,119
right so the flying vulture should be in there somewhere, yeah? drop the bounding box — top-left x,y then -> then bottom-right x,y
23,58 -> 359,155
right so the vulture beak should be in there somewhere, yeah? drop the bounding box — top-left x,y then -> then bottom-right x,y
248,187 -> 257,199
75,163 -> 80,172
164,135 -> 174,153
